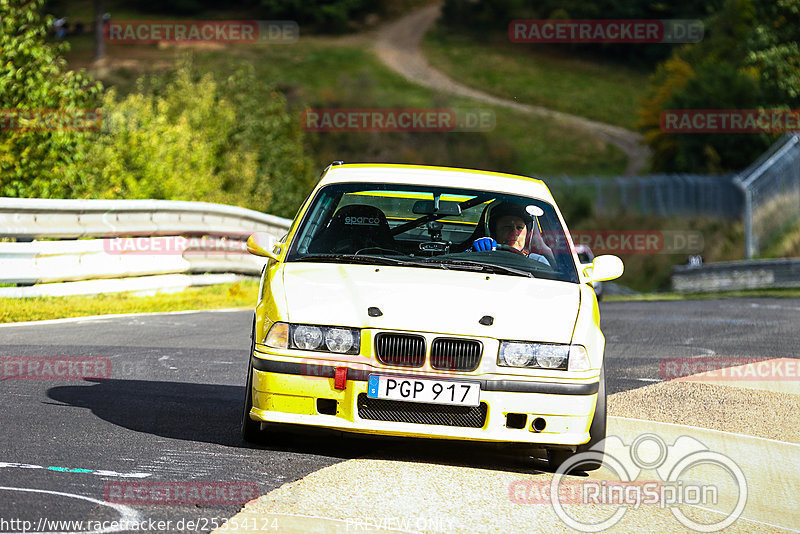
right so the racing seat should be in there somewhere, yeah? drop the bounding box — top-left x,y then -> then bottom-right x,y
454,201 -> 496,252
309,204 -> 396,254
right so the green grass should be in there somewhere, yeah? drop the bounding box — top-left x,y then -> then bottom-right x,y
0,281 -> 257,323
62,32 -> 626,176
606,287 -> 800,302
423,29 -> 650,131
190,42 -> 626,176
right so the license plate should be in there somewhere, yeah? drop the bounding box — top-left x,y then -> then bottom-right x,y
367,374 -> 480,407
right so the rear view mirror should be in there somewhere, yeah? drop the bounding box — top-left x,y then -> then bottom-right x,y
246,232 -> 279,261
585,255 -> 624,282
412,200 -> 462,216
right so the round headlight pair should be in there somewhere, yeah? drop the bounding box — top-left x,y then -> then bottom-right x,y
292,325 -> 355,353
499,342 -> 570,369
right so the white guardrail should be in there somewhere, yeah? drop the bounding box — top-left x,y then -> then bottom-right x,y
672,258 -> 800,293
0,198 -> 292,297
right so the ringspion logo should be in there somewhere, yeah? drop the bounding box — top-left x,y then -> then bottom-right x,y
510,479 -> 667,505
541,434 -> 747,532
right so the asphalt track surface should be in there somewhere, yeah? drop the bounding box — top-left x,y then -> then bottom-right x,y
1,298 -> 798,533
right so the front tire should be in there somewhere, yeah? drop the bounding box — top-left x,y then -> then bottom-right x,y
241,317 -> 262,443
547,365 -> 606,473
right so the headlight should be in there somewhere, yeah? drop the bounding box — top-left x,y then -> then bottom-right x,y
568,345 -> 591,371
293,325 -> 323,350
263,322 -> 360,354
499,342 -> 536,367
498,341 -> 582,370
265,322 -> 289,348
535,344 -> 570,369
325,328 -> 355,353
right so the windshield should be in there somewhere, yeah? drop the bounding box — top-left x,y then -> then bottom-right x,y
287,182 -> 579,283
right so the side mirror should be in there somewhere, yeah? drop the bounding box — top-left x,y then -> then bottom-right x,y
584,255 -> 623,282
246,232 -> 279,261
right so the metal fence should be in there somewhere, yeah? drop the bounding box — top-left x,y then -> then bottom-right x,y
545,174 -> 742,219
544,134 -> 800,260
734,134 -> 800,258
0,198 -> 292,297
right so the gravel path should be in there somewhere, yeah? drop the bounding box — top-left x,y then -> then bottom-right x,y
609,379 -> 800,443
373,4 -> 651,176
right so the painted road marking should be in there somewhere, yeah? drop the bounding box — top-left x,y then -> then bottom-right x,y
0,486 -> 141,534
0,461 -> 151,479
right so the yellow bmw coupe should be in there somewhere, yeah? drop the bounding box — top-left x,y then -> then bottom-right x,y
242,163 -> 623,471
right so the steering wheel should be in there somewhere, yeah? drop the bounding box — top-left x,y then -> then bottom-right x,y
496,244 -> 527,256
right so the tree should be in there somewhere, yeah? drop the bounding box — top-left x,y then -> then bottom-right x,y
639,0 -> 800,172
0,0 -> 103,197
68,59 -> 316,218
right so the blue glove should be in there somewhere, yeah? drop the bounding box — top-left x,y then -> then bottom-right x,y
472,237 -> 497,252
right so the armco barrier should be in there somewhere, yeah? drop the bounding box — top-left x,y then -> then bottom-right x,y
0,198 -> 292,291
0,197 -> 291,239
672,258 -> 800,292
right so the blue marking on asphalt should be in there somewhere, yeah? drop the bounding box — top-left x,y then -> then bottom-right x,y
0,461 -> 151,478
47,466 -> 93,473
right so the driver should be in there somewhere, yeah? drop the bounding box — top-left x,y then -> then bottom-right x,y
472,202 -> 555,266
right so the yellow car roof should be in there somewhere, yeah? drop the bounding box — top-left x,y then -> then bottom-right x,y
318,163 -> 555,203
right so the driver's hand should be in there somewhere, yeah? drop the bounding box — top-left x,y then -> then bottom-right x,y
472,237 -> 497,251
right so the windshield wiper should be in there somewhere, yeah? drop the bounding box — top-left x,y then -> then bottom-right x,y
295,254 -> 425,267
295,254 -> 533,276
429,259 -> 534,278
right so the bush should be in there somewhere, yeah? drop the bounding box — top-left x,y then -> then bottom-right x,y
68,59 -> 316,218
639,0 -> 800,172
0,0 -> 103,197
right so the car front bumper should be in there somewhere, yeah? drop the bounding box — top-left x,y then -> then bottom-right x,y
248,351 -> 600,447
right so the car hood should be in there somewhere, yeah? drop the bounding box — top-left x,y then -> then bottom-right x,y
280,263 -> 580,343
